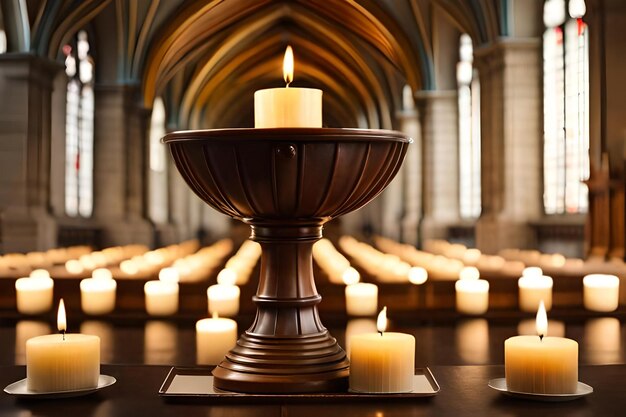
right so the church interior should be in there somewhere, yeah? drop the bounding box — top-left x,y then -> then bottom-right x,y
1,0 -> 626,415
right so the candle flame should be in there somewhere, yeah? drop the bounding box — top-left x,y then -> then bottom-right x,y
283,45 -> 294,87
376,306 -> 388,334
57,299 -> 67,333
536,300 -> 548,338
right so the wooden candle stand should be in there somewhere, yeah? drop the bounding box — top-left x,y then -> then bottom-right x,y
163,128 -> 410,393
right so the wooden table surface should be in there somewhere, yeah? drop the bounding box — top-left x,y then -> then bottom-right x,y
0,364 -> 621,417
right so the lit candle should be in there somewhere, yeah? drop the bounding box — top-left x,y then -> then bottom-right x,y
583,274 -> 619,312
29,269 -> 50,279
144,280 -> 179,316
345,283 -> 378,316
254,45 -> 322,128
217,268 -> 238,286
92,268 -> 113,280
504,301 -> 578,394
196,313 -> 238,365
80,276 -> 117,315
26,300 -> 100,392
207,284 -> 240,317
455,267 -> 489,315
518,274 -> 553,312
349,307 -> 415,393
15,276 -> 54,315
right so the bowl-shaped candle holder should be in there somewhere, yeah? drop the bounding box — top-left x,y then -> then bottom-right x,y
163,128 -> 410,393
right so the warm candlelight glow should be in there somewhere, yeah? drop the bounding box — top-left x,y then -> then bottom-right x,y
65,259 -> 84,274
283,45 -> 294,86
120,259 -> 139,275
342,267 -> 360,285
92,268 -> 113,280
217,268 -> 237,285
408,266 -> 428,285
158,267 -> 179,283
536,300 -> 548,337
57,299 -> 67,333
29,269 -> 50,279
376,306 -> 387,334
459,266 -> 480,281
523,266 -> 543,278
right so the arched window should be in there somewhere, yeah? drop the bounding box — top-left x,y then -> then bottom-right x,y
64,31 -> 94,217
457,34 -> 481,219
148,97 -> 168,224
543,0 -> 589,214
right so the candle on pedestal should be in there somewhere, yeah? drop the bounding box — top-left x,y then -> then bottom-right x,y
26,300 -> 100,392
505,301 -> 578,394
254,45 -> 322,128
455,267 -> 489,315
349,307 -> 415,393
196,312 -> 238,365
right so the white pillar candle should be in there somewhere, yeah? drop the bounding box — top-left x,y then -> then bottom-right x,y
15,277 -> 54,315
26,300 -> 100,392
583,274 -> 619,312
344,318 -> 377,359
349,308 -> 415,393
254,46 -> 322,128
80,278 -> 117,315
345,283 -> 378,316
207,284 -> 240,317
196,314 -> 238,365
505,302 -> 578,394
455,279 -> 489,315
518,275 -> 553,312
144,280 -> 179,316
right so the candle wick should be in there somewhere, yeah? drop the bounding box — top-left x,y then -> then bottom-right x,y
62,330 -> 66,341
286,81 -> 291,88
378,331 -> 383,337
539,334 -> 544,341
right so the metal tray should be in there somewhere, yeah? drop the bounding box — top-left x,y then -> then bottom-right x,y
159,367 -> 439,403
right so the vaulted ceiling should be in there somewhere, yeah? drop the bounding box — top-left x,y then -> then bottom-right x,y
2,0 -> 506,129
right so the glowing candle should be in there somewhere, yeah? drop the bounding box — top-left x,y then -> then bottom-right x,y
345,283 -> 378,316
196,313 -> 238,365
505,301 -> 578,394
518,274 -> 553,312
583,274 -> 619,312
15,276 -> 54,315
26,300 -> 100,392
80,276 -> 117,315
254,45 -> 322,128
349,307 -> 415,393
455,267 -> 489,315
144,281 -> 179,316
207,284 -> 240,317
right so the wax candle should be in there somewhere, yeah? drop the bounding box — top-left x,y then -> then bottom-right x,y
349,307 -> 415,393
455,270 -> 489,315
15,276 -> 54,315
80,277 -> 117,315
504,301 -> 578,394
345,283 -> 378,316
196,313 -> 238,365
518,274 -> 553,312
207,284 -> 240,317
254,45 -> 322,128
583,274 -> 619,312
26,300 -> 100,392
144,280 -> 179,316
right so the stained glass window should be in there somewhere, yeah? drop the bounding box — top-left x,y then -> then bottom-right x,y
148,97 -> 168,224
543,0 -> 589,214
64,31 -> 94,217
457,34 -> 481,219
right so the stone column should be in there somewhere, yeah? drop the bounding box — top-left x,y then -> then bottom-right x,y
0,54 -> 62,252
417,90 -> 459,242
397,106 -> 422,246
93,85 -> 152,247
474,39 -> 542,253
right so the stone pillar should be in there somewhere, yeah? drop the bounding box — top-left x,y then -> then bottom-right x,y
93,85 -> 152,247
474,39 -> 542,253
417,90 -> 459,242
398,106 -> 422,246
0,54 -> 61,252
